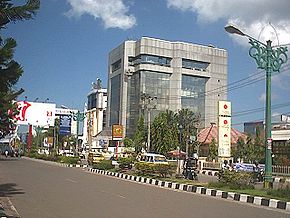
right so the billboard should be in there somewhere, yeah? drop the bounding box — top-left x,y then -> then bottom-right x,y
16,101 -> 56,126
59,115 -> 72,136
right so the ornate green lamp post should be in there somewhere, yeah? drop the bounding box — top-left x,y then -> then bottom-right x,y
225,25 -> 288,188
71,111 -> 86,154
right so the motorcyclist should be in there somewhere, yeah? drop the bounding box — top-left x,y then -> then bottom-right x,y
182,157 -> 198,180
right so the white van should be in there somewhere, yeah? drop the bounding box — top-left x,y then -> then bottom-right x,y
139,153 -> 168,164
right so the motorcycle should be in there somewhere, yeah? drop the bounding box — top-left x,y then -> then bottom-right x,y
182,157 -> 198,180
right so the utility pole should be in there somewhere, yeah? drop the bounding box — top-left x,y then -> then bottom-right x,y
140,93 -> 157,152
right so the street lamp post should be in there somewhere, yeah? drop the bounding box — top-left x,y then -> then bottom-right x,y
225,25 -> 288,188
71,111 -> 86,155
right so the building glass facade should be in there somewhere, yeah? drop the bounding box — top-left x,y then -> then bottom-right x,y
109,74 -> 121,125
127,71 -> 170,135
181,75 -> 207,125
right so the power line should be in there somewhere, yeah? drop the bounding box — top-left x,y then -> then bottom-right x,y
231,111 -> 290,127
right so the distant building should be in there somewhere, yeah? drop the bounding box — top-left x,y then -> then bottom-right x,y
107,37 -> 228,136
244,121 -> 264,136
244,119 -> 290,161
86,79 -> 107,150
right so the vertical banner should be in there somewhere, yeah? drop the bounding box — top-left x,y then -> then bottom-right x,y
218,117 -> 231,157
218,101 -> 232,158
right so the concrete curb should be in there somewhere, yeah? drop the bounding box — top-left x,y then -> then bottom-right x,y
88,168 -> 290,212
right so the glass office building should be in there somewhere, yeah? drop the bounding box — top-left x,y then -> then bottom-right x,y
107,37 -> 228,136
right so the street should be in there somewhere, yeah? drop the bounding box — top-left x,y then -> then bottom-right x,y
0,156 -> 289,218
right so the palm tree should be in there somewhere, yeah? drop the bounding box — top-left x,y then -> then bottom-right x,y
0,0 -> 40,27
0,0 -> 40,138
178,109 -> 200,157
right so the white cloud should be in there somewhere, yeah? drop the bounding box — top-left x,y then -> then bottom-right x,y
166,0 -> 290,46
65,0 -> 136,30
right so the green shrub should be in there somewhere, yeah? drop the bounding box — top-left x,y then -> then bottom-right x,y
217,170 -> 255,189
59,156 -> 80,164
93,160 -> 114,170
118,157 -> 134,170
134,162 -> 175,178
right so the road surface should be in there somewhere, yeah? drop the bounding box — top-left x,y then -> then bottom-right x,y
0,156 -> 289,218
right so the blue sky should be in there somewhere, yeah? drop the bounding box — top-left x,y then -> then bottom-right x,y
4,0 -> 290,131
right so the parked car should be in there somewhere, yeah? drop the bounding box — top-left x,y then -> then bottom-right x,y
63,151 -> 75,157
88,152 -> 105,165
138,153 -> 168,165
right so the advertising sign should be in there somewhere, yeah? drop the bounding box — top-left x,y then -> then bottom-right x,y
16,101 -> 55,126
218,115 -> 231,157
59,115 -> 72,135
218,101 -> 231,117
112,124 -> 123,140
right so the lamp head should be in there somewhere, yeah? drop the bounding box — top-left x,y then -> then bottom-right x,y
225,25 -> 245,36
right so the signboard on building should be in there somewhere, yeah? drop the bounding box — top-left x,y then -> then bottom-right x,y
112,124 -> 123,140
218,101 -> 232,158
16,101 -> 56,126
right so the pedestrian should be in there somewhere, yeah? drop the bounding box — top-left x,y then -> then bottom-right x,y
5,150 -> 8,158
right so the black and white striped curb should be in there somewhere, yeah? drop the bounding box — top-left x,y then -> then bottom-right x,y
88,168 -> 290,211
23,157 -> 88,168
60,163 -> 88,168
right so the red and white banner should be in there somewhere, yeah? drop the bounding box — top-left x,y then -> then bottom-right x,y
16,101 -> 56,126
218,116 -> 231,157
218,100 -> 232,158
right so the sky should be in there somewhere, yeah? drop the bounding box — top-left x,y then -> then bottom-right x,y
4,0 -> 290,131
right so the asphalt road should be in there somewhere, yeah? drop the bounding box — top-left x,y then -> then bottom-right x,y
0,156 -> 289,218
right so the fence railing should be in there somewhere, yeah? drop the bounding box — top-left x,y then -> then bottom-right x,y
201,162 -> 290,176
202,162 -> 221,170
272,165 -> 290,176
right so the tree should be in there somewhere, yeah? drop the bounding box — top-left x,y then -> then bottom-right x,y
178,109 -> 200,156
0,0 -> 40,138
151,110 -> 179,155
208,139 -> 218,161
232,134 -> 264,163
133,115 -> 146,153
